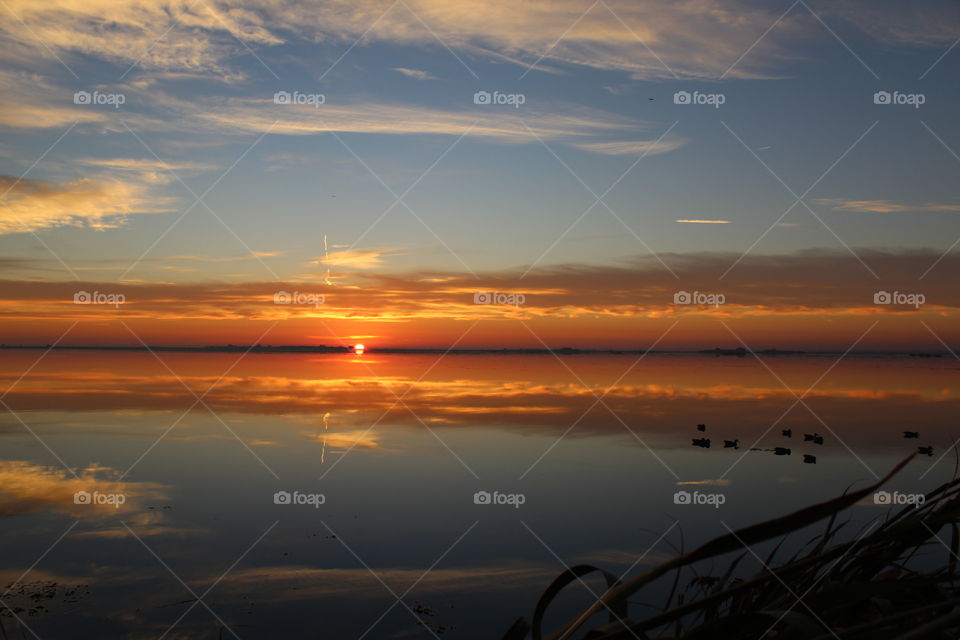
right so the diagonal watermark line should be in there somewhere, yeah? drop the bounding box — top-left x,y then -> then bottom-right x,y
399,0 -> 479,80
119,321 -> 281,479
918,121 -> 960,280
0,520 -> 78,600
919,36 -> 960,80
118,122 -> 278,281
599,0 -> 678,79
0,601 -> 40,639
0,121 -> 81,279
121,521 -> 242,640
800,1 -> 879,80
159,520 -> 278,639
519,121 -> 679,279
521,520 -> 648,640
721,0 -> 801,79
0,321 -> 78,402
317,0 -> 401,82
0,398 -> 81,480
917,321 -> 960,480
717,319 -> 879,480
357,520 -> 479,640
316,318 -> 481,480
324,127 -> 479,278
340,122 -> 478,257
518,320 -> 681,480
0,0 -> 79,79
721,521 -> 842,640
519,0 -> 600,79
0,520 -> 76,640
613,520 -> 679,584
719,120 -> 880,280
119,6 -> 190,81
200,0 -> 280,80
0,520 -> 80,640
520,120 -> 680,279
921,520 -> 960,566
119,321 -> 281,480
320,520 -> 449,640
758,518 -> 879,638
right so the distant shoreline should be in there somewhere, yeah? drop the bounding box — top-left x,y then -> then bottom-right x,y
0,345 -> 947,357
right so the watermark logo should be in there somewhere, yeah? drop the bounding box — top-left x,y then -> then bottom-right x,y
73,90 -> 126,108
474,291 -> 526,307
673,290 -> 725,307
473,490 -> 525,509
473,90 -> 526,108
673,90 -> 725,109
673,490 -> 726,509
873,290 -> 925,309
873,91 -> 925,109
74,290 -> 125,308
874,490 -> 925,507
73,490 -> 126,508
273,490 -> 325,508
274,291 -> 325,307
274,90 -> 325,108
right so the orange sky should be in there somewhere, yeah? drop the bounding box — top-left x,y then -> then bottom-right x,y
0,249 -> 956,350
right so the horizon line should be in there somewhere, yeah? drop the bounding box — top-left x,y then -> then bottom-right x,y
0,344 -> 950,357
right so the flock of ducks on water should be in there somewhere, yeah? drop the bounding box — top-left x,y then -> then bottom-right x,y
691,424 -> 933,464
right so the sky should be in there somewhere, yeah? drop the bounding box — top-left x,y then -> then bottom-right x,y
0,0 -> 959,349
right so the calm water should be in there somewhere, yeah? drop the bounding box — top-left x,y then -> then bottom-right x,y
0,351 -> 956,638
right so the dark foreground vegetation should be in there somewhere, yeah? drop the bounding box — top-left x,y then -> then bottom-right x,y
506,454 -> 960,640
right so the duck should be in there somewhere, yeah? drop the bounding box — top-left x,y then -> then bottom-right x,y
812,435 -> 824,445
774,447 -> 791,456
803,433 -> 819,442
723,439 -> 740,449
692,438 -> 711,448
918,446 -> 933,456
803,454 -> 817,464
782,429 -> 792,438
903,431 -> 920,439
697,424 -> 707,432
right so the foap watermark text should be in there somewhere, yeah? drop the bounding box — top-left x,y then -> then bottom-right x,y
473,490 -> 525,509
874,290 -> 925,309
674,90 -> 725,108
74,291 -> 125,308
674,490 -> 726,509
274,490 -> 325,508
674,290 -> 725,307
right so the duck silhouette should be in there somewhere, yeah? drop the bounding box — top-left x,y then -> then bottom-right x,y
918,446 -> 933,456
803,454 -> 817,464
723,439 -> 740,449
697,424 -> 707,432
903,431 -> 920,439
692,437 -> 711,448
782,429 -> 792,438
812,435 -> 824,445
774,447 -> 791,456
803,433 -> 819,442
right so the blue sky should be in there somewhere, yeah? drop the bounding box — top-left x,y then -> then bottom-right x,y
0,0 -> 959,347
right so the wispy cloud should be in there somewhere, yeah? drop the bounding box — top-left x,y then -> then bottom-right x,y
0,174 -> 174,234
569,137 -> 687,156
1,1 -> 953,83
675,219 -> 731,224
312,247 -> 397,269
392,67 -> 436,80
817,198 -> 960,214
